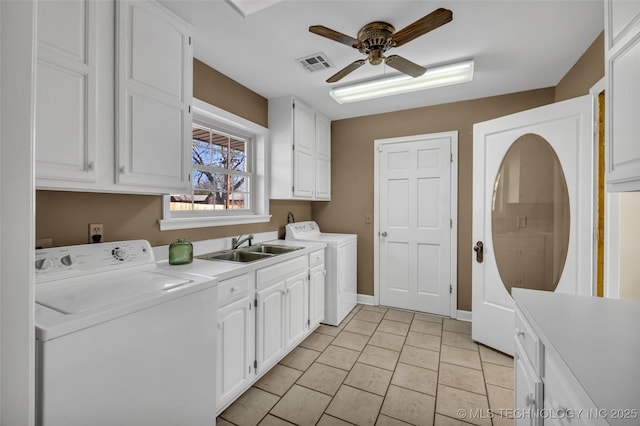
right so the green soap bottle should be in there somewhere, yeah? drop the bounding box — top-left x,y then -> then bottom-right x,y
168,238 -> 193,265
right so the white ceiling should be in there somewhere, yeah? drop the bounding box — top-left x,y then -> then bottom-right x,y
160,0 -> 604,121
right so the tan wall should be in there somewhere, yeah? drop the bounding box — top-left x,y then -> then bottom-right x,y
313,88 -> 556,311
555,32 -> 604,102
36,59 -> 310,247
194,58 -> 268,128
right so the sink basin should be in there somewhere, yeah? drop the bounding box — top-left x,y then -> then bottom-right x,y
196,243 -> 304,263
196,250 -> 271,263
245,244 -> 303,255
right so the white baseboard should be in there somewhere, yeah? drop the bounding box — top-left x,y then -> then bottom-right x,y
357,294 -> 375,305
456,310 -> 472,322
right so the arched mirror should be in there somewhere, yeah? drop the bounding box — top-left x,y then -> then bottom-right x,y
491,133 -> 570,294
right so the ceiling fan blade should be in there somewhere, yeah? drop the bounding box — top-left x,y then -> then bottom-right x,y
309,25 -> 361,48
326,59 -> 367,83
391,8 -> 453,47
384,55 -> 426,77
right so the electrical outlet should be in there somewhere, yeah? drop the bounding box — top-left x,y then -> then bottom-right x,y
89,223 -> 103,243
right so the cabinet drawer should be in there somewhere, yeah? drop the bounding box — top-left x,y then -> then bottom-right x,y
257,255 -> 307,289
309,249 -> 324,268
515,307 -> 545,377
218,274 -> 251,307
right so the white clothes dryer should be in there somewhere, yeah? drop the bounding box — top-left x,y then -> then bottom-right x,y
35,240 -> 217,426
286,221 -> 357,326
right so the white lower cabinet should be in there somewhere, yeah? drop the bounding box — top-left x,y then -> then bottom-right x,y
309,249 -> 326,329
216,274 -> 255,411
256,255 -> 308,374
216,250 -> 326,413
513,290 -> 617,426
255,281 -> 287,375
285,270 -> 309,348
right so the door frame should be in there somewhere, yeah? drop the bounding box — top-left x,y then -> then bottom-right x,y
373,131 -> 458,318
590,77 -> 621,299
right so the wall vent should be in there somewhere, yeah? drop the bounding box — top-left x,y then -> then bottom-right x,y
297,52 -> 333,73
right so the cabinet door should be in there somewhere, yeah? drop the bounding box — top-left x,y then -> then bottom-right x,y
315,113 -> 331,200
285,271 -> 308,347
36,0 -> 96,184
293,100 -> 315,198
116,0 -> 192,192
309,264 -> 326,329
607,31 -> 640,191
256,282 -> 287,374
217,297 -> 255,409
515,344 -> 543,426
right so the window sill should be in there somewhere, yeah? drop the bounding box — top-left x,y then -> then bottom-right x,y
158,214 -> 271,231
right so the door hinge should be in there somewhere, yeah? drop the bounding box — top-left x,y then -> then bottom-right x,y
378,145 -> 383,153
254,298 -> 257,308
450,284 -> 453,294
307,319 -> 311,326
450,219 -> 452,228
292,144 -> 295,151
308,273 -> 311,281
292,186 -> 295,193
254,360 -> 258,369
188,36 -> 191,45
450,153 -> 453,163
188,105 -> 191,113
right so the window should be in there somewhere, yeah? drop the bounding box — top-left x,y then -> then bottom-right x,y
159,99 -> 270,230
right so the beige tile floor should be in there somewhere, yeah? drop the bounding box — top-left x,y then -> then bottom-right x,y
217,304 -> 515,426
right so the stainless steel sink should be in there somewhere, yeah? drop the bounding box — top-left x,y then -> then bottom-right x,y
245,244 -> 303,255
196,243 -> 303,263
196,250 -> 271,263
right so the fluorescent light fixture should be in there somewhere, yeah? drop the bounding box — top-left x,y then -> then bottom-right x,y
329,59 -> 474,104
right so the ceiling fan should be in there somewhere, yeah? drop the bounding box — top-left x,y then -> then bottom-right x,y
309,8 -> 453,83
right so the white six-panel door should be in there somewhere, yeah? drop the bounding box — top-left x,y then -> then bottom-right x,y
376,132 -> 456,316
472,95 -> 594,356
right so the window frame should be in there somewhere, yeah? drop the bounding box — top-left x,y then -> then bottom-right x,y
159,98 -> 270,230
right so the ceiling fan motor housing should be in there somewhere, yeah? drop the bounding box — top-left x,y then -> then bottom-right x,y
357,22 -> 395,64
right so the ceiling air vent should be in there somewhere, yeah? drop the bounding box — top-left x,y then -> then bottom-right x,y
297,53 -> 333,73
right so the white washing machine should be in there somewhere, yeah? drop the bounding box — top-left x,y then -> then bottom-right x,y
35,240 -> 217,426
286,221 -> 357,326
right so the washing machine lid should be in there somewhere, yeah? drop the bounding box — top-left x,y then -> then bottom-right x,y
36,271 -> 192,314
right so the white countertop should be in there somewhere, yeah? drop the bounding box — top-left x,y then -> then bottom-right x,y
156,239 -> 327,281
512,289 -> 640,421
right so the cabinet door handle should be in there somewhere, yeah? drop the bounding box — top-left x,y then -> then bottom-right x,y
380,231 -> 388,237
525,393 -> 536,407
515,328 -> 525,338
87,161 -> 94,171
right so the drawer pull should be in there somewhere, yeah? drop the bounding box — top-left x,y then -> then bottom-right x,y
516,327 -> 525,337
230,286 -> 239,292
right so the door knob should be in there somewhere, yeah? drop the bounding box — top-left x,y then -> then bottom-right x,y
380,231 -> 388,237
473,241 -> 484,263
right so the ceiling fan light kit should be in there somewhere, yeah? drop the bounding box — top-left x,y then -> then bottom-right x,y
328,59 -> 474,104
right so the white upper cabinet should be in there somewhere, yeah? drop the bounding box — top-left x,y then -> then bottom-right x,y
315,113 -> 331,200
605,0 -> 640,191
269,96 -> 331,200
116,0 -> 193,192
36,0 -> 97,183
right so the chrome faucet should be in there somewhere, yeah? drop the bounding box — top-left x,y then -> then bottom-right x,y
231,234 -> 254,249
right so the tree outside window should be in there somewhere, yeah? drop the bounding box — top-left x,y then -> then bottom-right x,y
171,124 -> 251,212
